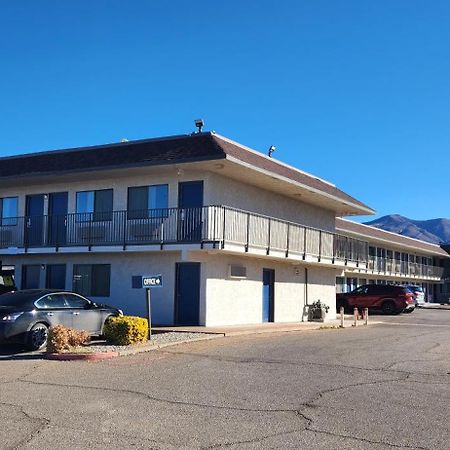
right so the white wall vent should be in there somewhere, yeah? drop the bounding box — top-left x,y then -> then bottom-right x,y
229,264 -> 247,279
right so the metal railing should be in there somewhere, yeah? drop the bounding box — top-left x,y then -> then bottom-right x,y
0,205 -> 371,265
1,205 -> 444,278
215,206 -> 368,263
367,256 -> 444,279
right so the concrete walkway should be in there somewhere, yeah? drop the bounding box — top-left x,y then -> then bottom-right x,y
153,318 -> 367,337
420,303 -> 450,310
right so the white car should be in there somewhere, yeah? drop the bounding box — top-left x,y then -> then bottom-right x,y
405,285 -> 426,306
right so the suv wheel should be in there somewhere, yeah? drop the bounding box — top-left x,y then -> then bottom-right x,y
382,300 -> 397,315
27,323 -> 49,351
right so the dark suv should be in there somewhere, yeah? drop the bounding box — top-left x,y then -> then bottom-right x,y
336,284 -> 415,314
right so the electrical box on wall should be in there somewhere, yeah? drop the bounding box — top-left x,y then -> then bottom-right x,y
229,265 -> 247,279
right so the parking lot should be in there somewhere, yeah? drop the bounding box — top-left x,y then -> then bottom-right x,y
1,308 -> 450,449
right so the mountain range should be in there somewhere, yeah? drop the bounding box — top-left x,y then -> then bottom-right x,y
364,215 -> 450,245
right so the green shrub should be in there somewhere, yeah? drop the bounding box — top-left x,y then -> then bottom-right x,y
103,315 -> 148,346
47,325 -> 90,353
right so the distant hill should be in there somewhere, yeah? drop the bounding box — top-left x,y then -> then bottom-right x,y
364,215 -> 450,245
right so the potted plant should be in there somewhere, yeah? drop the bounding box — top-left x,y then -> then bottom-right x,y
308,300 -> 330,322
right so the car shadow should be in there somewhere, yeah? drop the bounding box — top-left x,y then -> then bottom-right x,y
0,344 -> 44,360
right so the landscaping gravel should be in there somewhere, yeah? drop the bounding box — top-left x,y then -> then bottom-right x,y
71,331 -> 218,354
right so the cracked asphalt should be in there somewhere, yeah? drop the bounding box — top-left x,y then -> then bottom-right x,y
1,308 -> 450,449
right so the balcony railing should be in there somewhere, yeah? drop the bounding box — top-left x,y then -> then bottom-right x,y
367,256 -> 444,279
0,206 -> 443,278
0,205 -> 369,264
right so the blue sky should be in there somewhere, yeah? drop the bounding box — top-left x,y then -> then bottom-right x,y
1,1 -> 449,221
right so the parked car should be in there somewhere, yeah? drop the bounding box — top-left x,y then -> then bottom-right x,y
404,285 -> 426,306
0,289 -> 122,350
336,284 -> 415,315
0,269 -> 17,295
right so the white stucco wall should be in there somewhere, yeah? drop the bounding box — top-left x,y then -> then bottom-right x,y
195,252 -> 337,326
0,167 -> 335,233
3,249 -> 338,327
2,252 -> 181,325
0,167 -> 210,217
205,173 -> 336,231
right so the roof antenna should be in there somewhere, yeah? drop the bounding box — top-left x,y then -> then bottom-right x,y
268,145 -> 276,157
194,119 -> 204,133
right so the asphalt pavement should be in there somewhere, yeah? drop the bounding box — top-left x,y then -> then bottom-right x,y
1,308 -> 450,449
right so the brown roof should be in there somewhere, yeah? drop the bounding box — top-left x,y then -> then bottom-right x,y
336,218 -> 450,257
0,132 -> 373,213
0,133 -> 225,178
213,134 -> 373,213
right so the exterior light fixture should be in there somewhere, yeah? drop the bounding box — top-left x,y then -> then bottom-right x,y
194,119 -> 204,133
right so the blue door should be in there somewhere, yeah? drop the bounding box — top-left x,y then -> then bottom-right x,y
25,194 -> 45,246
22,265 -> 41,289
48,192 -> 68,245
262,269 -> 275,322
178,181 -> 204,241
175,262 -> 201,325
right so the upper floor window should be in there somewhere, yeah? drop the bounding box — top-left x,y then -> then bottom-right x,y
76,189 -> 113,221
127,184 -> 168,219
0,197 -> 18,226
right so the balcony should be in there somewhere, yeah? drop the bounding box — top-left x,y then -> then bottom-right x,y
0,206 -> 444,279
0,205 -> 369,266
367,256 -> 444,280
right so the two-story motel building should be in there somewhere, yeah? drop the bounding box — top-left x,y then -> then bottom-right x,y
0,131 -> 448,326
335,218 -> 449,302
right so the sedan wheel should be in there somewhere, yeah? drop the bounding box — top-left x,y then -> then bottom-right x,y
27,323 -> 49,351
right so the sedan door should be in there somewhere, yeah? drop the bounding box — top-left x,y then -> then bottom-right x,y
34,293 -> 73,328
63,293 -> 103,333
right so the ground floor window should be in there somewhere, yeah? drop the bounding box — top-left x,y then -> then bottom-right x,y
73,264 -> 111,297
22,265 -> 41,289
346,277 -> 357,292
336,277 -> 345,293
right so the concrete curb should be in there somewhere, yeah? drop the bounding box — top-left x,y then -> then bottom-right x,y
43,320 -> 381,361
44,335 -> 224,361
419,305 -> 450,311
117,334 -> 224,356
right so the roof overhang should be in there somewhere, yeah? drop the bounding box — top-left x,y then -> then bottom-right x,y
0,132 -> 375,217
336,220 -> 450,257
221,155 -> 374,216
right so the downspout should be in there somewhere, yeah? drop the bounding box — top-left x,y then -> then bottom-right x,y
305,267 -> 309,306
302,267 -> 309,322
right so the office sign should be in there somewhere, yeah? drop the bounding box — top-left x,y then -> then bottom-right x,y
132,275 -> 163,289
142,275 -> 163,288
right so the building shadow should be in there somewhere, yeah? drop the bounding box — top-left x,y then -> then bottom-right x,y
0,344 -> 45,360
